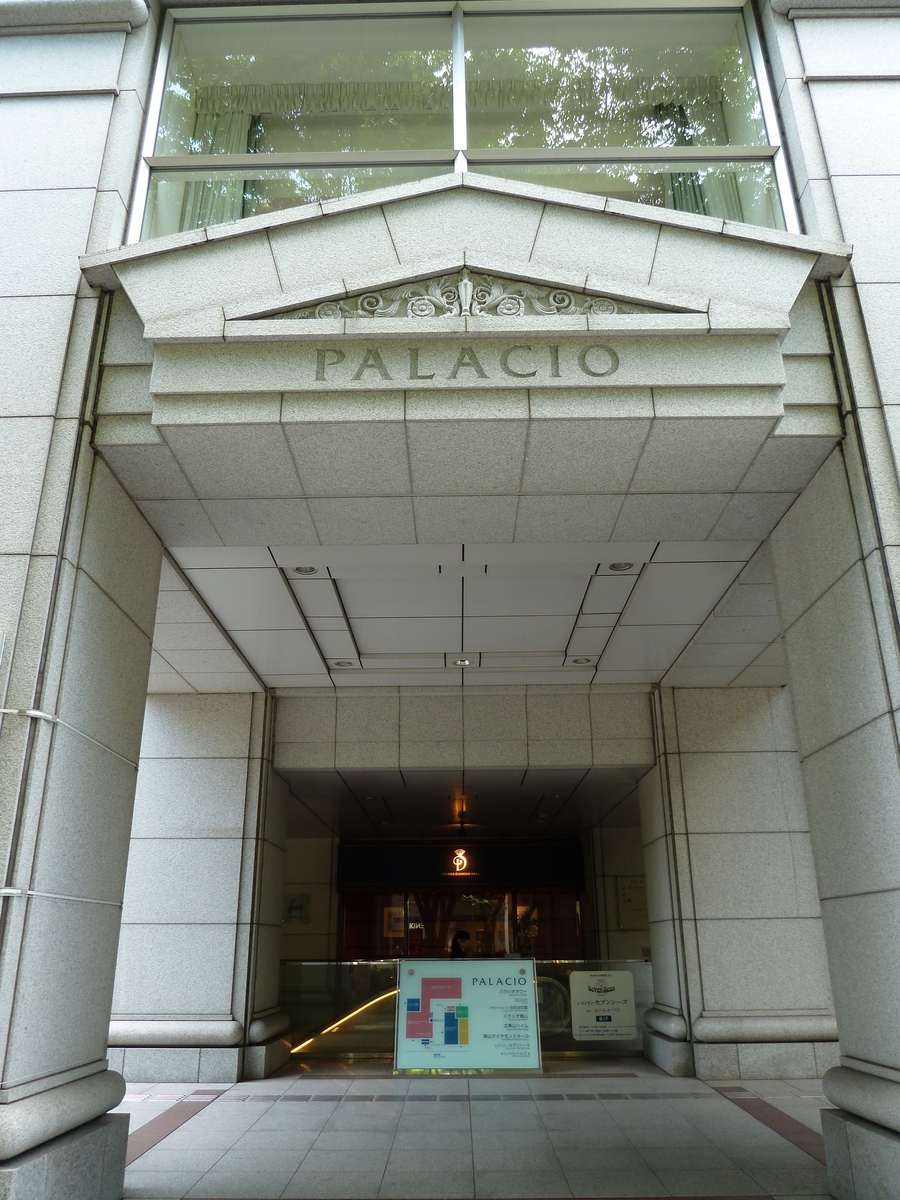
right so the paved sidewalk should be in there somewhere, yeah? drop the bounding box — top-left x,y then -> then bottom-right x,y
115,1058 -> 834,1199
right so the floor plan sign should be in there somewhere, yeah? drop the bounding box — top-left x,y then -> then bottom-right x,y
569,969 -> 637,1040
395,960 -> 541,1070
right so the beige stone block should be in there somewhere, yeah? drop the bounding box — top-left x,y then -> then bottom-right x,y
784,563 -> 889,758
526,692 -> 591,741
647,920 -> 683,1012
136,499 -> 223,546
269,206 -> 399,295
139,693 -> 253,760
103,290 -> 153,366
4,898 -> 122,1084
0,188 -> 95,296
820,889 -> 900,1068
0,94 -> 112,190
97,365 -> 153,415
132,757 -> 248,840
399,740 -> 464,769
530,205 -> 659,286
275,695 -> 336,743
400,693 -> 462,743
79,459 -> 161,636
526,739 -> 592,767
0,30 -> 125,93
612,493 -> 730,541
122,838 -> 242,925
335,741 -> 399,769
674,689 -> 777,753
336,694 -> 399,742
513,494 -> 623,543
112,923 -> 238,1017
413,496 -> 519,545
0,417 -> 53,554
650,226 -> 813,313
384,188 -> 542,267
31,724 -> 137,903
116,232 -> 281,323
637,766 -> 665,847
462,740 -> 528,768
802,714 -> 900,901
274,741 -> 336,770
681,751 -> 791,833
56,572 -> 152,763
696,917 -> 833,1011
689,832 -> 800,919
591,738 -> 654,766
781,282 -> 830,357
0,296 -> 75,418
589,691 -> 652,740
462,693 -> 526,742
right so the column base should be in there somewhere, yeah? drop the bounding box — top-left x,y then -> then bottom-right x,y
693,1040 -> 839,1079
822,1107 -> 900,1200
243,1036 -> 292,1080
0,1113 -> 127,1200
114,1046 -> 242,1083
644,1031 -> 840,1080
643,1030 -> 695,1076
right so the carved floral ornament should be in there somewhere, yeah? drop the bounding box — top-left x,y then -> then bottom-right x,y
278,270 -> 658,321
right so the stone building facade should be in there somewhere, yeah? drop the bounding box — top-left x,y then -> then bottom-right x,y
1,0 -> 899,1196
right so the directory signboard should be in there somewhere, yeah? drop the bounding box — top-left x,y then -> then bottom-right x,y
569,969 -> 636,1040
394,959 -> 541,1071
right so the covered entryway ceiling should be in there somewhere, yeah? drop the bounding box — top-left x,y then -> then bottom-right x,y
278,765 -> 645,839
81,175 -> 851,695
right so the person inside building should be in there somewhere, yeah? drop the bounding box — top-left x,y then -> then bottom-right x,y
449,929 -> 471,959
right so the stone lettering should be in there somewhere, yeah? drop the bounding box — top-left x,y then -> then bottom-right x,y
408,347 -> 435,380
549,344 -> 561,378
499,345 -> 537,378
315,347 -> 345,380
352,347 -> 392,380
577,344 -> 619,378
448,346 -> 488,379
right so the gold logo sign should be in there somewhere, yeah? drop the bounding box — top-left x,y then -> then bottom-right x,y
452,849 -> 467,872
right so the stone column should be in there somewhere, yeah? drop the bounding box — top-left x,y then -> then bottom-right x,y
770,448 -> 900,1195
108,691 -> 290,1082
0,451 -> 161,1194
641,682 -> 837,1079
0,3 -> 162,1191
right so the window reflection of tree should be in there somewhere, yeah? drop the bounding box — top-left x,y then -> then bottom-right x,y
159,37 -> 773,226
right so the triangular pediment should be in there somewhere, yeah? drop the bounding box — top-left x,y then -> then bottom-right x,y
271,267 -> 662,322
79,173 -> 851,341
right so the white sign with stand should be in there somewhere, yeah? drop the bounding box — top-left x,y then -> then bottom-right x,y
394,959 -> 541,1071
569,970 -> 637,1040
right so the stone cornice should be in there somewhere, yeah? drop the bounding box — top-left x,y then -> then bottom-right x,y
80,172 -> 852,296
0,0 -> 148,29
771,0 -> 900,13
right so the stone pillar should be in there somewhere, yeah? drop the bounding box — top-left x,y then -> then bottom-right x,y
769,448 -> 900,1195
108,692 -> 290,1082
0,452 -> 161,1194
0,3 -> 162,1190
641,683 -> 837,1079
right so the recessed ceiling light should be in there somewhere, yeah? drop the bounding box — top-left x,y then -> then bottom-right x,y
608,562 -> 634,571
333,660 -> 355,667
452,658 -> 471,667
571,657 -> 592,665
293,565 -> 318,575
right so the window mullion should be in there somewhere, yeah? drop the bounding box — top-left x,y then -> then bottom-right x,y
452,3 -> 468,169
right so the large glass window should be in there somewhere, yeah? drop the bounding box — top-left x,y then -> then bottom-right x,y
133,4 -> 791,240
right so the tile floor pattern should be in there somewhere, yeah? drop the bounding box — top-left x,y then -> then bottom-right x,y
115,1058 -> 834,1200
